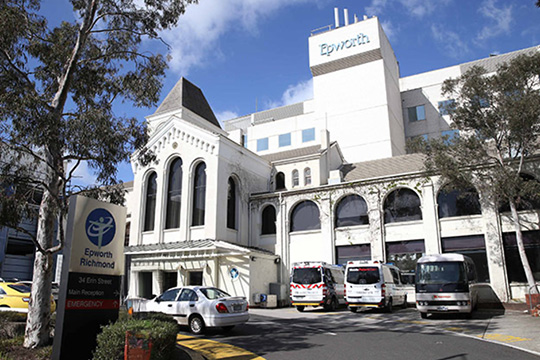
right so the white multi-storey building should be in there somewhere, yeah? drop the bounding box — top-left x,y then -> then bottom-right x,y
125,12 -> 540,305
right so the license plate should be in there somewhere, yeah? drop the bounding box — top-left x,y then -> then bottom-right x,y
437,306 -> 449,311
233,304 -> 242,312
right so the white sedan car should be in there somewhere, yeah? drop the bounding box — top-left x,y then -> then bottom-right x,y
142,286 -> 249,334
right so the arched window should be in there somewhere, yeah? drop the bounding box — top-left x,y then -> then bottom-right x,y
292,169 -> 299,187
304,168 -> 312,186
499,173 -> 540,212
192,162 -> 206,226
290,200 -> 320,232
143,172 -> 157,231
335,194 -> 369,227
276,172 -> 286,191
438,185 -> 481,218
383,188 -> 422,224
261,205 -> 277,235
227,177 -> 237,229
165,158 -> 182,229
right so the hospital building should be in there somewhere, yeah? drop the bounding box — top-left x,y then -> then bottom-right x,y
124,10 -> 540,305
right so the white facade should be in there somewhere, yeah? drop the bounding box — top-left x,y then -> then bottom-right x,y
125,13 -> 540,305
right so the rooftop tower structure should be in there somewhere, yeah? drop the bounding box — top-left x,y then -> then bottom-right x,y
309,11 -> 406,163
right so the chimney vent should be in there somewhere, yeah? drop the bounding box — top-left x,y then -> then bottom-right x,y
334,8 -> 340,28
344,9 -> 349,26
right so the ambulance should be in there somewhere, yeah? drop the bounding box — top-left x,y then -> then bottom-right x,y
290,261 -> 345,312
345,260 -> 407,312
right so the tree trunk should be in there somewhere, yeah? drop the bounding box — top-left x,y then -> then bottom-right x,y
23,178 -> 58,348
509,198 -> 538,295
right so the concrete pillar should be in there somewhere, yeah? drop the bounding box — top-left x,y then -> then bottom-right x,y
152,270 -> 162,297
318,196 -> 334,264
422,182 -> 441,255
366,189 -> 384,262
480,192 -> 510,302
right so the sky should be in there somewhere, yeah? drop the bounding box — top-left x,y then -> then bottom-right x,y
40,0 -> 540,185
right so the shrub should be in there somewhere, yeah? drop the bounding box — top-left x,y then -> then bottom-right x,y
92,315 -> 179,360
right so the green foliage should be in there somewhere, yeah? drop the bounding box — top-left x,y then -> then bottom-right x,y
92,316 -> 179,360
412,52 -> 540,205
0,0 -> 195,346
411,52 -> 540,289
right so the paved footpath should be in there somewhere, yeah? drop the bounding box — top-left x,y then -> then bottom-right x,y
176,307 -> 540,359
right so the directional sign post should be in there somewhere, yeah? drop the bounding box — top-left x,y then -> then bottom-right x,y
52,196 -> 126,360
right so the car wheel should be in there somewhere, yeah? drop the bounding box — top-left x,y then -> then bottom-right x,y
222,325 -> 235,332
420,312 -> 428,319
464,311 -> 472,319
385,298 -> 393,313
189,315 -> 205,334
296,306 -> 305,312
349,307 -> 358,313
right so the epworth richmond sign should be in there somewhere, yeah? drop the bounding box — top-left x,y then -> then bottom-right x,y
52,196 -> 126,360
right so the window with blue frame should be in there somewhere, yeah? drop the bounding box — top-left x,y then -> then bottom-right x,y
408,105 -> 426,122
438,100 -> 455,115
279,133 -> 291,147
302,128 -> 315,143
257,137 -> 268,151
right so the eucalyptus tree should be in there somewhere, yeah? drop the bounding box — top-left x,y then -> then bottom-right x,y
411,52 -> 540,297
0,0 -> 195,348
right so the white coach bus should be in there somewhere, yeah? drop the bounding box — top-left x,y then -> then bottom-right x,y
415,254 -> 479,318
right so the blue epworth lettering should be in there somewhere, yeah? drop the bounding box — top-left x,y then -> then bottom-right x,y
320,33 -> 370,56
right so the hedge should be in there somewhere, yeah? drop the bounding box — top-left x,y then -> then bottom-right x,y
92,313 -> 179,360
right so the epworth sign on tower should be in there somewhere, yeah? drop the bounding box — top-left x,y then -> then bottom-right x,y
52,196 -> 126,360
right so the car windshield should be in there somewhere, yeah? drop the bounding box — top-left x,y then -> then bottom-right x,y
416,262 -> 466,284
200,288 -> 231,300
346,267 -> 380,284
292,268 -> 322,285
8,284 -> 31,293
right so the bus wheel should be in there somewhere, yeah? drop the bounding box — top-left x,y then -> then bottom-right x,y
296,306 -> 305,312
420,312 -> 428,319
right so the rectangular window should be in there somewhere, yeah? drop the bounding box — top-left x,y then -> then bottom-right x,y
408,105 -> 426,122
386,240 -> 425,272
442,235 -> 490,283
241,134 -> 247,148
503,231 -> 540,283
335,245 -> 371,266
279,133 -> 291,147
257,137 -> 268,152
438,100 -> 455,115
302,128 -> 315,143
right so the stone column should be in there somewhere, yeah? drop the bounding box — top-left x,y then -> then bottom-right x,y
480,191 -> 510,302
422,181 -> 441,255
366,188 -> 385,262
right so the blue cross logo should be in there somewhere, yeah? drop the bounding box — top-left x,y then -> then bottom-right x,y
86,208 -> 116,249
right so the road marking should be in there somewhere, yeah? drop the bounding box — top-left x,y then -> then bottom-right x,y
444,327 -> 467,332
479,334 -> 531,343
177,334 -> 265,360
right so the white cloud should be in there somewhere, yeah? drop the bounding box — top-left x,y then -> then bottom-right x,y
431,24 -> 470,58
161,0 -> 316,75
476,0 -> 513,42
380,20 -> 397,42
216,110 -> 239,122
66,160 -> 97,188
366,0 -> 448,18
264,79 -> 313,110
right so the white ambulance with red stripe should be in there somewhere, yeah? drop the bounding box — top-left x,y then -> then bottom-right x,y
290,261 -> 345,312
